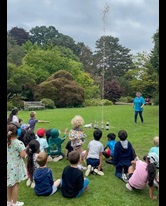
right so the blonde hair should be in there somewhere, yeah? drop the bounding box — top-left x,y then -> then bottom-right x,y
30,111 -> 36,118
153,136 -> 159,146
71,115 -> 84,127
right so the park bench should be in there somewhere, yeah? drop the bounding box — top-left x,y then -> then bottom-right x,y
24,101 -> 45,110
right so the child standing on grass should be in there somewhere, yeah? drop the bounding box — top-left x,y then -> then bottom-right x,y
26,139 -> 40,188
28,111 -> 49,131
113,130 -> 135,182
59,150 -> 89,198
102,132 -> 117,164
33,151 -> 60,196
84,129 -> 104,176
7,123 -> 27,206
125,154 -> 158,200
68,115 -> 87,170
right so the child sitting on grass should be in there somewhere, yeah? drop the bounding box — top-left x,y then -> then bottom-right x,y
47,128 -> 68,162
33,151 -> 60,196
26,139 -> 40,188
125,153 -> 159,200
84,129 -> 104,176
102,132 -> 116,164
35,128 -> 49,152
59,150 -> 89,198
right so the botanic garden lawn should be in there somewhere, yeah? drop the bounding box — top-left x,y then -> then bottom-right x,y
7,105 -> 159,206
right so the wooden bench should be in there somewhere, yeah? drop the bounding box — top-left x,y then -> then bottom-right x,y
24,101 -> 45,110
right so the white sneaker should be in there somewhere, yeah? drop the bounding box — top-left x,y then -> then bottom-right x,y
12,201 -> 24,206
47,155 -> 53,162
26,178 -> 31,186
93,169 -> 104,176
81,166 -> 87,170
126,183 -> 133,191
85,165 -> 92,176
53,155 -> 63,162
122,173 -> 129,183
31,181 -> 35,188
7,201 -> 12,206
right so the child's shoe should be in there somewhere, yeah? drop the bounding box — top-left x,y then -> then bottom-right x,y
26,178 -> 32,186
85,165 -> 92,176
47,155 -> 53,162
7,201 -> 12,206
31,181 -> 35,188
12,201 -> 24,206
126,183 -> 133,191
53,155 -> 63,162
93,169 -> 104,176
81,166 -> 87,170
122,173 -> 129,183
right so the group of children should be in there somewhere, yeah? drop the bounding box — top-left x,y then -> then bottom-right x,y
7,110 -> 159,206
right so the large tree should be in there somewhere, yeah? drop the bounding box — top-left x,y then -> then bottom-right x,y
7,35 -> 26,66
93,35 -> 133,80
8,27 -> 29,46
150,28 -> 159,74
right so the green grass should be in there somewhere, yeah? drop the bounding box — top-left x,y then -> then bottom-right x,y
8,105 -> 159,206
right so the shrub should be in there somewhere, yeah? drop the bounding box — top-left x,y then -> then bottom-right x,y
41,98 -> 55,109
83,98 -> 113,107
119,96 -> 133,103
7,101 -> 14,111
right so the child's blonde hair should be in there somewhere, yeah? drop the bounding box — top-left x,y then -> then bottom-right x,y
153,136 -> 159,146
71,115 -> 84,127
30,111 -> 36,118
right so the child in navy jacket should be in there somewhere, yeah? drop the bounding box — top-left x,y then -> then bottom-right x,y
33,151 -> 60,196
113,130 -> 135,182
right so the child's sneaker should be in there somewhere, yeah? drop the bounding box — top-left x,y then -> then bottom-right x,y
26,178 -> 31,186
47,155 -> 53,162
85,165 -> 92,176
93,169 -> 104,176
122,173 -> 129,183
126,183 -> 133,191
12,201 -> 24,206
81,166 -> 87,170
31,181 -> 35,188
7,201 -> 12,206
53,155 -> 63,162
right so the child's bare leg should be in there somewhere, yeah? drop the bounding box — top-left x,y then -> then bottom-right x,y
128,165 -> 135,174
11,183 -> 19,204
7,186 -> 12,202
54,179 -> 61,187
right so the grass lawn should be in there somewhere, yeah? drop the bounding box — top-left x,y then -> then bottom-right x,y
7,105 -> 159,206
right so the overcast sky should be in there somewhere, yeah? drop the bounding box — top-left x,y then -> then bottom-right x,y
7,0 -> 159,55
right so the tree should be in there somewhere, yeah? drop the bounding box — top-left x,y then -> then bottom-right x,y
104,80 -> 123,104
34,70 -> 85,108
29,26 -> 59,45
93,35 -> 133,80
8,27 -> 29,46
124,52 -> 159,98
7,35 -> 26,66
150,28 -> 159,74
